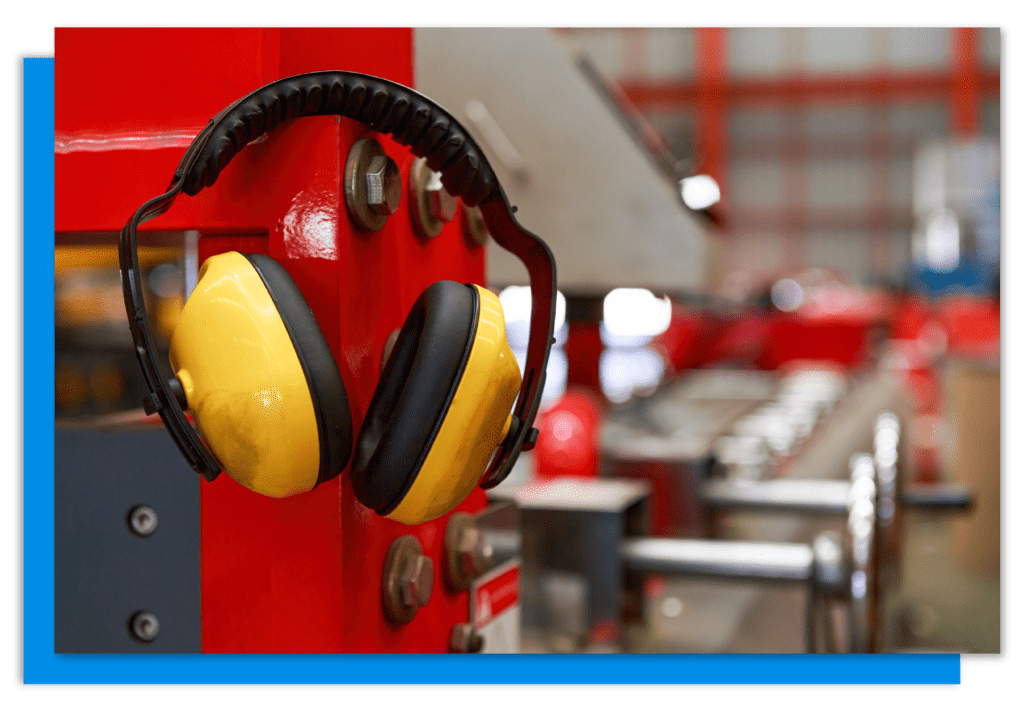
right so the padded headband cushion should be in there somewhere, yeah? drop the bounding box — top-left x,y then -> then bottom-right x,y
242,254 -> 353,485
182,72 -> 497,208
351,281 -> 479,514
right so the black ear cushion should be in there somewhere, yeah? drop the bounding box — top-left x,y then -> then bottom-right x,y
241,254 -> 353,485
351,281 -> 479,515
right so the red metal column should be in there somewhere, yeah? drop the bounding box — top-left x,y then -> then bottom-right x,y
951,28 -> 981,137
695,28 -> 729,222
565,322 -> 603,395
56,27 -> 488,654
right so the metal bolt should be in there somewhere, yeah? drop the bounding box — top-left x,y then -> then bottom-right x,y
128,505 -> 158,537
365,155 -> 402,216
458,526 -> 494,580
399,554 -> 434,609
344,138 -> 399,233
450,622 -> 485,653
129,611 -> 160,642
445,513 -> 495,591
383,535 -> 434,625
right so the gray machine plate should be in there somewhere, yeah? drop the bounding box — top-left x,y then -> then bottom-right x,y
54,427 -> 201,653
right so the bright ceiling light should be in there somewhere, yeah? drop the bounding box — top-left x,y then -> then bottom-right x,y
499,286 -> 566,331
771,278 -> 804,312
603,288 -> 673,338
680,174 -> 721,210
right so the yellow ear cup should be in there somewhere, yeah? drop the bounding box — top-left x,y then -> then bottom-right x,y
169,252 -> 352,498
351,281 -> 521,525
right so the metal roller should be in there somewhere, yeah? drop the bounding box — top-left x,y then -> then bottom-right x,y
619,537 -> 815,585
699,478 -> 975,516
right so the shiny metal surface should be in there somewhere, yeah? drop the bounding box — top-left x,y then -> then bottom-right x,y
344,138 -> 394,232
383,536 -> 434,626
129,611 -> 160,643
700,478 -> 853,515
619,537 -> 815,585
127,504 -> 158,538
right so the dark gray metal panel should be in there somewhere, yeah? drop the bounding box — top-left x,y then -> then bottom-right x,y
55,427 -> 200,652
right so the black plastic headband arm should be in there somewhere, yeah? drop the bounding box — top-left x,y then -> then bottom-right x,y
119,120 -> 222,481
119,70 -> 556,488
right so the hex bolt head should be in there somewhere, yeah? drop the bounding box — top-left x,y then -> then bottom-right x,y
365,155 -> 402,216
445,513 -> 494,591
128,505 -> 158,537
399,554 -> 434,609
344,139 -> 397,233
450,622 -> 485,653
129,611 -> 160,642
458,526 -> 494,580
383,536 -> 433,625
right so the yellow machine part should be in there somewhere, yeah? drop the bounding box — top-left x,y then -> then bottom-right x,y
386,285 -> 522,524
169,251 -> 321,498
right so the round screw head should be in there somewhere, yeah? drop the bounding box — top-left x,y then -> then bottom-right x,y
130,611 -> 160,642
365,155 -> 402,216
128,505 -> 158,537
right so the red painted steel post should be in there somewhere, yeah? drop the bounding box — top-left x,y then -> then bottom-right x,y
56,27 -> 489,654
951,28 -> 981,137
695,28 -> 729,223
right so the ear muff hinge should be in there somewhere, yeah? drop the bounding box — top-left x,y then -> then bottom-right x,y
167,377 -> 188,409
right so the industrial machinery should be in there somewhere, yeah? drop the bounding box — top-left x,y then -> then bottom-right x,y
490,408 -> 971,653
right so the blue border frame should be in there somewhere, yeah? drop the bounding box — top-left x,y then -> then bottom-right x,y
25,55 -> 959,684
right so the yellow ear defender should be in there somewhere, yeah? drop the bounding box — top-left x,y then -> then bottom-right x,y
120,71 -> 556,524
168,251 -> 352,499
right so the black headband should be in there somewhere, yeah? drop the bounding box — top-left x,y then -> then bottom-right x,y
119,70 -> 556,489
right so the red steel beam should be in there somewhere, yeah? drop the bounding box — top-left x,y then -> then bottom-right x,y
695,28 -> 729,218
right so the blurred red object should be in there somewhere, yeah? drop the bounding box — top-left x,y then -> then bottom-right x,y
891,295 -> 933,341
533,388 -> 603,478
654,303 -> 740,372
938,296 -> 1000,357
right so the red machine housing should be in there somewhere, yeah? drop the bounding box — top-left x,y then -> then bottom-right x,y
56,28 -> 488,653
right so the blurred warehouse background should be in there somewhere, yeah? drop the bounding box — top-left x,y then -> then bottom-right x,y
54,27 -> 999,656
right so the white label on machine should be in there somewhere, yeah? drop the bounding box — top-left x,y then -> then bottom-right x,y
471,560 -> 520,653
